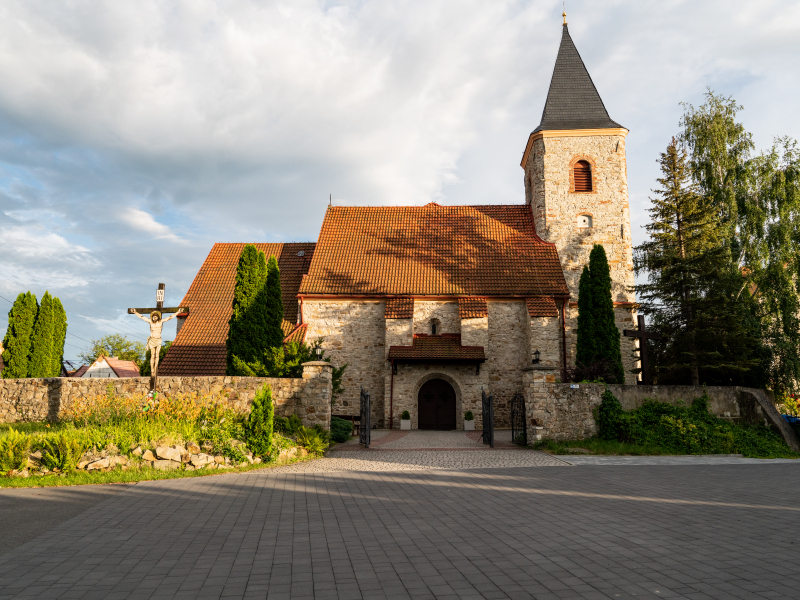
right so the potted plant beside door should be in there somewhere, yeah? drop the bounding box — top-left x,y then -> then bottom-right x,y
400,410 -> 411,430
464,411 -> 475,431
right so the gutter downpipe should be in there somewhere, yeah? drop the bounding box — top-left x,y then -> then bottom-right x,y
561,298 -> 568,382
389,359 -> 395,429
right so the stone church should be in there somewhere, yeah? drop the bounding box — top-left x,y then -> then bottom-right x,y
160,20 -> 638,429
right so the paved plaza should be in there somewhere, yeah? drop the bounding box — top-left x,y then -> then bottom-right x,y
0,432 -> 798,599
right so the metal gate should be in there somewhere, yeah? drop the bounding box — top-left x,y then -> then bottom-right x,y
510,393 -> 527,446
480,388 -> 494,448
359,387 -> 371,448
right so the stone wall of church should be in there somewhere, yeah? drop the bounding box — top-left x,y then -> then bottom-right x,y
527,313 -> 562,369
487,301 -> 529,426
525,132 -> 634,303
413,301 -> 460,335
303,300 -> 386,425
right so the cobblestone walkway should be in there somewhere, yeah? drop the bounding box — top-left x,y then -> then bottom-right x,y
1,464 -> 799,599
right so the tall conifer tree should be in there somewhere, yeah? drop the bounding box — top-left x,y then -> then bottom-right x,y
636,127 -> 763,386
589,244 -> 625,384
2,292 -> 38,379
29,291 -> 54,378
575,266 -> 596,367
50,297 -> 67,377
264,255 -> 284,349
226,244 -> 269,375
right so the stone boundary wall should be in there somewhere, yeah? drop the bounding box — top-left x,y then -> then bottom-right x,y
0,362 -> 333,430
523,369 -> 799,452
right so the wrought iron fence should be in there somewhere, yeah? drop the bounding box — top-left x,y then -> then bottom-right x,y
510,392 -> 527,446
359,387 -> 371,448
480,388 -> 494,448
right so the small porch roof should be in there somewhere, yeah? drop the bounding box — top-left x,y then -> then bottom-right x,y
387,334 -> 486,363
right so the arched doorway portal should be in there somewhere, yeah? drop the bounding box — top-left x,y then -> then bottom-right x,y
418,379 -> 457,430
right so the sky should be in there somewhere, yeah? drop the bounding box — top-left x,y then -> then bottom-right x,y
0,0 -> 798,364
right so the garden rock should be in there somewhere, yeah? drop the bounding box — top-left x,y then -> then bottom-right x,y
142,450 -> 156,461
87,458 -> 110,470
173,444 -> 187,455
214,455 -> 225,464
155,446 -> 182,462
111,456 -> 128,466
190,453 -> 213,467
180,453 -> 191,463
187,442 -> 201,454
132,446 -> 143,457
152,460 -> 180,470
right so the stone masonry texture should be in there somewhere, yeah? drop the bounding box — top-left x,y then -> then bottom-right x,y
303,300 -> 386,426
0,363 -> 332,429
526,132 -> 638,384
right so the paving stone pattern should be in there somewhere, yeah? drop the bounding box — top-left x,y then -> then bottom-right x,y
1,462 -> 800,599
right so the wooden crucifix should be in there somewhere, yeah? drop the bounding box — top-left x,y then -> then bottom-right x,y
623,315 -> 662,386
127,283 -> 189,391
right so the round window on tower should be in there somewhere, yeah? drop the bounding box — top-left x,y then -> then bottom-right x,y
577,214 -> 593,228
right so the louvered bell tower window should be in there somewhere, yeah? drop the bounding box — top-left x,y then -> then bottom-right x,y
573,160 -> 592,192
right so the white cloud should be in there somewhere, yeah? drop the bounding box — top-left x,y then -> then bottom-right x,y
121,208 -> 185,243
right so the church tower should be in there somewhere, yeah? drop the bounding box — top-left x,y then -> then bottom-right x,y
521,14 -> 637,382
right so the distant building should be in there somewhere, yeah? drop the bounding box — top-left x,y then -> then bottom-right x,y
72,355 -> 141,378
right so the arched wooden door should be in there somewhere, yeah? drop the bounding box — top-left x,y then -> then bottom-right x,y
418,379 -> 457,430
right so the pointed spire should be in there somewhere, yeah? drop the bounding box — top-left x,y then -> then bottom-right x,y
533,21 -> 623,133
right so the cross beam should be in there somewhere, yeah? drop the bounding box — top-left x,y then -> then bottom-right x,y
623,315 -> 662,386
127,283 -> 188,392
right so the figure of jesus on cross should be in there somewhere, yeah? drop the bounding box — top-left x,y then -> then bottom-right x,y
128,283 -> 189,391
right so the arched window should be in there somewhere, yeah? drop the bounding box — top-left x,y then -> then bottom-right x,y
573,160 -> 592,192
430,318 -> 441,335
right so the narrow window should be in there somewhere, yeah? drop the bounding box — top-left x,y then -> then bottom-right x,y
430,318 -> 440,335
577,214 -> 593,228
573,160 -> 592,192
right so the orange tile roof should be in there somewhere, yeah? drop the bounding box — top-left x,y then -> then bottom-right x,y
160,242 -> 315,376
385,297 -> 414,319
299,204 -> 568,297
526,296 -> 560,317
459,297 -> 488,319
283,323 -> 308,344
388,334 -> 486,362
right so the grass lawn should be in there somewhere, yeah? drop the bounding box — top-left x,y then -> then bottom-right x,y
533,436 -> 799,458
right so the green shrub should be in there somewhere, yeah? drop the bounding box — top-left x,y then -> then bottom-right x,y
0,429 -> 30,472
296,426 -> 328,455
464,411 -> 474,421
401,410 -> 410,420
596,389 -> 623,440
274,414 -> 303,435
330,417 -> 352,443
40,434 -> 85,471
598,393 -> 793,457
244,384 -> 274,458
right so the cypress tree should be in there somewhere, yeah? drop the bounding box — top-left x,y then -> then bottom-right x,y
575,266 -> 596,367
29,291 -> 54,378
264,255 -> 284,349
589,244 -> 625,384
244,384 -> 274,458
50,297 -> 67,377
2,292 -> 38,379
226,244 -> 269,375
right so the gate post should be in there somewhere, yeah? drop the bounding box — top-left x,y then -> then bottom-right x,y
359,387 -> 371,448
480,388 -> 494,448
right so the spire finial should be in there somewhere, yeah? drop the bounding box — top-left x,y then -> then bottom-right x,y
562,2 -> 567,25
